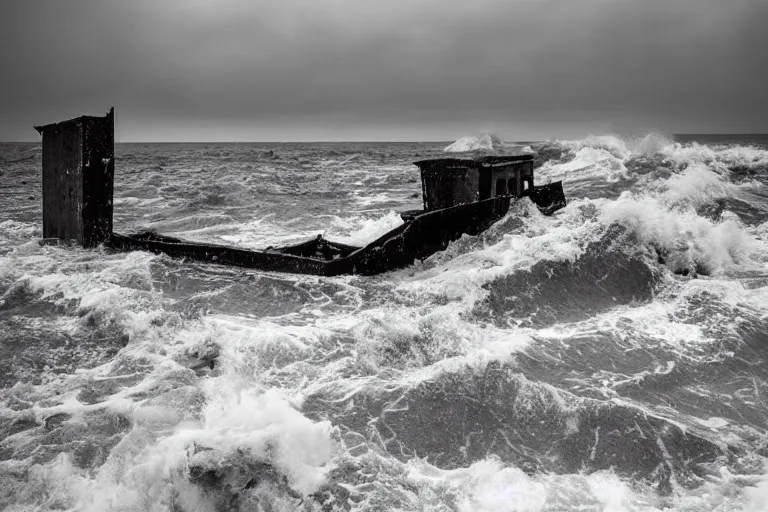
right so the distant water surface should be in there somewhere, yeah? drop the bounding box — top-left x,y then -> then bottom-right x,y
675,133 -> 768,148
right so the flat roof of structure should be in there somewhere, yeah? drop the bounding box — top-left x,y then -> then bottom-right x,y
34,108 -> 113,135
414,154 -> 533,168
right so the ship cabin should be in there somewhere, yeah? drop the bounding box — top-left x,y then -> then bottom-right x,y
413,154 -> 534,212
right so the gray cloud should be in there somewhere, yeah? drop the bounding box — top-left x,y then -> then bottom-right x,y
1,0 -> 766,141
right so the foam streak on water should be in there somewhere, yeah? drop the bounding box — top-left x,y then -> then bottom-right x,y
3,136 -> 768,511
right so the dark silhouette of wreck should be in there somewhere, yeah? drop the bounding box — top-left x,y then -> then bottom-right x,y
34,108 -> 566,275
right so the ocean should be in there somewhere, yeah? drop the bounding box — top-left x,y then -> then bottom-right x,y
2,134 -> 768,511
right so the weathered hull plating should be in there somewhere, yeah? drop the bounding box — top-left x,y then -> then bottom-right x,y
108,181 -> 566,276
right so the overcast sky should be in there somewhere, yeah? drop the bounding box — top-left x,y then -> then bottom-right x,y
2,0 -> 766,142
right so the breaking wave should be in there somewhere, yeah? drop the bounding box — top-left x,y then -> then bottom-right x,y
444,133 -> 506,153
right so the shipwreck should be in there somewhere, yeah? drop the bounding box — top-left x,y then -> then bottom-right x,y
34,108 -> 566,276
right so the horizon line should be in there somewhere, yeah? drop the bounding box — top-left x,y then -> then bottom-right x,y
3,133 -> 768,144
0,139 -> 519,144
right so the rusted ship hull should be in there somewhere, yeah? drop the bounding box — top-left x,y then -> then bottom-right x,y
33,108 -> 567,276
108,181 -> 565,276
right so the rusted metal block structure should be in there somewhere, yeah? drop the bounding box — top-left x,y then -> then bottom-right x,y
34,108 -> 566,275
414,155 -> 534,211
34,108 -> 114,247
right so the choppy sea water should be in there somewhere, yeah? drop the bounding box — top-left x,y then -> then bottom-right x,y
2,134 -> 768,511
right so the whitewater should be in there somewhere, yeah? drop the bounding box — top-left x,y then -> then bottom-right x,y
2,134 -> 768,511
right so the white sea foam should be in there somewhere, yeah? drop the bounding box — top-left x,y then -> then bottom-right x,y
444,133 -> 505,153
344,302 -> 530,375
217,214 -> 321,248
0,220 -> 40,240
186,386 -> 337,494
141,213 -> 236,233
532,135 -> 764,277
539,145 -> 629,183
659,162 -> 735,207
392,199 -> 599,307
632,132 -> 674,157
602,193 -> 756,275
324,211 -> 404,246
351,191 -> 395,207
10,391 -> 338,511
660,141 -> 768,174
575,134 -> 632,160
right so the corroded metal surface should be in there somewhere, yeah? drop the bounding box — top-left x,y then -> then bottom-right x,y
415,155 -> 535,211
35,108 -> 114,247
